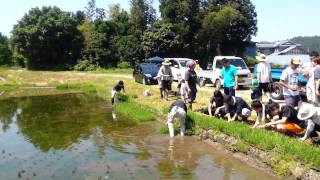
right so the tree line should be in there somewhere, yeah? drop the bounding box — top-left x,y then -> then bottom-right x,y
0,0 -> 257,70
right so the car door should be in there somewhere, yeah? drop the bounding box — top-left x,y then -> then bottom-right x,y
212,59 -> 223,83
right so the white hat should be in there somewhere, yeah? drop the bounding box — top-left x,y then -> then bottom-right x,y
256,54 -> 267,62
162,59 -> 171,65
298,104 -> 316,120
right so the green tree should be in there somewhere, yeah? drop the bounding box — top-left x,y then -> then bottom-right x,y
0,33 -> 12,65
142,20 -> 182,57
202,6 -> 243,55
11,6 -> 83,70
85,0 -> 96,22
113,35 -> 143,66
107,4 -> 130,36
129,0 -> 156,34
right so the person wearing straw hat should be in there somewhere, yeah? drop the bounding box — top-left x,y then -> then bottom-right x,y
256,54 -> 272,100
297,104 -> 320,141
279,57 -> 303,108
159,59 -> 173,100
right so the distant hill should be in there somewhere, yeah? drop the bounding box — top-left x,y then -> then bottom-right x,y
290,36 -> 320,53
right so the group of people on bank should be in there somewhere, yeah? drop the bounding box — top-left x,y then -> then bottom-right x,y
112,52 -> 320,141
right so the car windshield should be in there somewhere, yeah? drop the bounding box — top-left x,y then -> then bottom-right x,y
228,59 -> 247,69
179,60 -> 188,67
141,64 -> 158,74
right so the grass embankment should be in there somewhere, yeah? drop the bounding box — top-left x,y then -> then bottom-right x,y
190,113 -> 320,168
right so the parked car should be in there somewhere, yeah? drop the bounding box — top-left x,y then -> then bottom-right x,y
164,58 -> 193,81
197,56 -> 251,88
254,54 -> 310,100
146,56 -> 164,64
133,63 -> 159,85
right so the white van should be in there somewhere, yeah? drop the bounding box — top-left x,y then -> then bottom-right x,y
164,58 -> 193,81
197,56 -> 251,88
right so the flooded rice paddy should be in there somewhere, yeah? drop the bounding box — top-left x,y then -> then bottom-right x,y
0,93 -> 276,179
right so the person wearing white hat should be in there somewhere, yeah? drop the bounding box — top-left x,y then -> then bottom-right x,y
297,104 -> 320,141
158,60 -> 173,101
256,54 -> 272,100
279,57 -> 303,108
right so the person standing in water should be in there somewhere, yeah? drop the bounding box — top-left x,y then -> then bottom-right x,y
111,80 -> 125,105
167,99 -> 187,137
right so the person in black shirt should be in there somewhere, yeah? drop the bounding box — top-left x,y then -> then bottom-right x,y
259,102 -> 315,138
111,80 -> 125,105
223,95 -> 251,122
185,60 -> 198,109
203,90 -> 225,117
167,100 -> 187,137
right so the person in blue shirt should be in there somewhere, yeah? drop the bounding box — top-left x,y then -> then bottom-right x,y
220,58 -> 238,96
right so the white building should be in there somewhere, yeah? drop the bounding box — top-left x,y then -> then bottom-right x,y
256,40 -> 310,65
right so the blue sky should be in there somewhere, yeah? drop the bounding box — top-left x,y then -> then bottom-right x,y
0,0 -> 319,42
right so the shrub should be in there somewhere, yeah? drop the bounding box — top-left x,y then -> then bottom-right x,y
12,51 -> 26,67
243,56 -> 258,66
74,60 -> 99,71
117,61 -> 131,69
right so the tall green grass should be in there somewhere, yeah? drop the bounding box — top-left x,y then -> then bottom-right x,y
115,101 -> 158,123
56,83 -> 97,94
189,112 -> 320,167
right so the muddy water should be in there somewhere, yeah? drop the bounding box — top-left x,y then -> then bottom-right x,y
0,93 -> 276,180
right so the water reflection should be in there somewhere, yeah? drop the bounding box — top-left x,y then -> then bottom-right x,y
0,94 -> 136,152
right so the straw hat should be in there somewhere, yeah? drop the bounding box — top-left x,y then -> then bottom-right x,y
256,54 -> 267,62
297,104 -> 316,120
291,56 -> 301,65
162,59 -> 171,65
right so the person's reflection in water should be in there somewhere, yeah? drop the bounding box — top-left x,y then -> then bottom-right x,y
112,110 -> 117,121
168,138 -> 174,161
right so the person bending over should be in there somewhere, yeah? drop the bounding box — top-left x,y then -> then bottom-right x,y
259,102 -> 316,141
203,90 -> 225,117
167,100 -> 187,137
111,80 -> 125,105
223,95 -> 251,122
297,104 -> 320,141
251,101 -> 269,128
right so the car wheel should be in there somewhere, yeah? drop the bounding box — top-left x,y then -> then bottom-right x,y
215,79 -> 222,89
199,78 -> 206,87
271,82 -> 283,100
142,77 -> 147,85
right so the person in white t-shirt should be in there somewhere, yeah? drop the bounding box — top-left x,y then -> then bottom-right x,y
256,54 -> 272,100
279,57 -> 302,108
